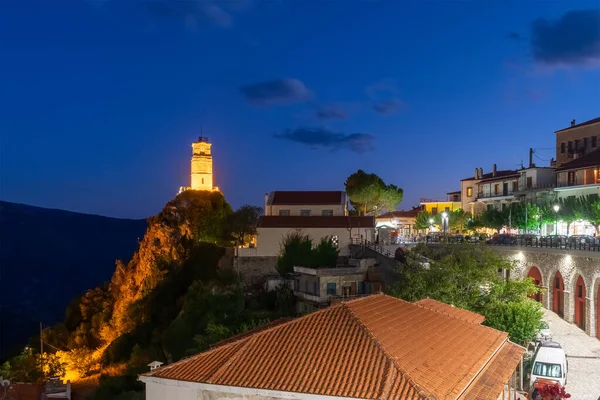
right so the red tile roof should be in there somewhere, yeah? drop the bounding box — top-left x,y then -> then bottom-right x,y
555,116 -> 600,133
271,191 -> 344,205
461,170 -> 518,182
377,209 -> 420,219
257,215 -> 375,228
556,147 -> 600,171
415,298 -> 486,324
143,294 -> 523,400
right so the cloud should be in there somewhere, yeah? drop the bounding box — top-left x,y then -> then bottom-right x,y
373,100 -> 402,115
507,31 -> 522,41
200,3 -> 233,27
315,105 -> 348,120
531,9 -> 600,66
144,0 -> 252,29
274,127 -> 374,153
240,78 -> 312,106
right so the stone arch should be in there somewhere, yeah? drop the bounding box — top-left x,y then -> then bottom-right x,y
573,274 -> 587,331
551,270 -> 565,318
593,276 -> 600,340
526,266 -> 543,303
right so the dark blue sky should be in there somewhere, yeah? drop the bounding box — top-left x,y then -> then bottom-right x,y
1,1 -> 599,218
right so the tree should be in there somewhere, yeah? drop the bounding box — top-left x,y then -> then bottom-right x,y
507,203 -> 541,232
577,194 -> 600,234
276,231 -> 340,275
415,210 -> 435,231
479,208 -> 506,232
389,245 -> 543,345
227,205 -> 262,246
557,196 -> 583,234
448,209 -> 469,232
344,170 -> 403,215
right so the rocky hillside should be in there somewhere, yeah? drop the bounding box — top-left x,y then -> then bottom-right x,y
0,201 -> 146,359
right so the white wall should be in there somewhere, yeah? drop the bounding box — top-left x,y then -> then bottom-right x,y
266,204 -> 346,216
479,178 -> 518,197
254,227 -> 375,256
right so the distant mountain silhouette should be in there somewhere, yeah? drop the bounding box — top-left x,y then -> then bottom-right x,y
0,201 -> 146,360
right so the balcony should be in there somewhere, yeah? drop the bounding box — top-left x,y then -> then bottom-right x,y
514,183 -> 556,192
476,190 -> 515,200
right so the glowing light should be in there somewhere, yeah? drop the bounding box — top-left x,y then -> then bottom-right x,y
553,204 -> 560,212
441,212 -> 448,218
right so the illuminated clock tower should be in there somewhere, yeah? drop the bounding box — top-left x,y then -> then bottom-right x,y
190,137 -> 217,191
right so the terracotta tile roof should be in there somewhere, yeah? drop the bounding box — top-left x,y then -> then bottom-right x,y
415,298 -> 486,324
459,341 -> 525,399
461,170 -> 518,182
556,147 -> 600,171
271,191 -> 344,205
555,116 -> 600,133
143,294 -> 523,400
257,215 -> 375,228
377,209 -> 420,219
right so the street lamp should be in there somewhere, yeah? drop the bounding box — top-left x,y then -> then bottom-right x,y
441,212 -> 448,234
553,204 -> 560,235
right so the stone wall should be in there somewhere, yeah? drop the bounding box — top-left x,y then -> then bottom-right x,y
493,247 -> 600,338
233,256 -> 278,287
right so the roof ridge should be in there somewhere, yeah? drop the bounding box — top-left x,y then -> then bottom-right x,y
413,299 -> 484,324
342,296 -> 433,399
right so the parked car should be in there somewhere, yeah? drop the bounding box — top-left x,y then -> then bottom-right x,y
539,235 -> 568,247
529,341 -> 568,388
568,235 -> 597,246
535,321 -> 552,343
486,234 -> 517,245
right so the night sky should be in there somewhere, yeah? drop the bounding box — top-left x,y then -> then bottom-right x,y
1,1 -> 599,219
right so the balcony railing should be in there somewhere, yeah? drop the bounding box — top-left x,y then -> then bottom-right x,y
514,183 -> 556,192
476,190 -> 513,199
425,235 -> 600,252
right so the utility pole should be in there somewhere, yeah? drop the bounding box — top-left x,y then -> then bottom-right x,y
529,148 -> 533,168
525,205 -> 528,234
40,322 -> 44,375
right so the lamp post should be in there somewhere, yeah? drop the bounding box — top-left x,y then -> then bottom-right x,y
553,204 -> 560,235
441,212 -> 448,234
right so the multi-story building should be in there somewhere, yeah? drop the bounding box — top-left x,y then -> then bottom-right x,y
555,117 -> 600,166
264,191 -> 348,216
375,209 -> 420,238
419,195 -> 462,215
461,165 -> 519,215
555,147 -> 600,200
239,191 -> 375,257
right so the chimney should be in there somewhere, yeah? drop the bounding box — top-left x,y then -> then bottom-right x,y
493,164 -> 497,177
479,168 -> 483,179
264,193 -> 269,216
474,168 -> 479,179
571,119 -> 576,127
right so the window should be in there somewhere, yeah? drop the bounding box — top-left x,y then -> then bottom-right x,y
513,181 -> 518,191
578,284 -> 583,298
560,142 -> 566,153
295,279 -> 299,291
532,362 -> 562,379
313,282 -> 318,295
527,177 -> 533,188
431,207 -> 438,215
300,209 -> 311,216
321,209 -> 333,216
326,283 -> 336,296
201,178 -> 204,184
494,184 -> 500,194
568,141 -> 573,152
331,235 -> 339,248
574,139 -> 579,150
279,209 -> 290,216
568,171 -> 575,186
304,281 -> 308,293
466,187 -> 473,197
445,206 -> 450,212
593,136 -> 598,148
583,138 -> 588,149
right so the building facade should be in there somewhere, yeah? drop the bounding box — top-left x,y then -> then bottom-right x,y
555,117 -> 600,166
264,191 -> 348,216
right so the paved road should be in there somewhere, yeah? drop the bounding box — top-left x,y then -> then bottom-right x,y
543,309 -> 600,400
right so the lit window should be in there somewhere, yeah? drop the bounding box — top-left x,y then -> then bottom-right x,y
300,209 -> 311,216
466,187 -> 473,197
321,209 -> 333,216
494,184 -> 500,194
331,235 -> 339,248
279,210 -> 290,216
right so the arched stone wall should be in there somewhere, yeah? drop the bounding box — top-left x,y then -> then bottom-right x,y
526,266 -> 543,303
495,247 -> 600,339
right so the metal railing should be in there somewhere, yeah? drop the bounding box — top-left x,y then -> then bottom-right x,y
350,239 -> 396,258
425,235 -> 600,252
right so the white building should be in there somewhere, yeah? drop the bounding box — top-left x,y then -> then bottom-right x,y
264,191 -> 348,216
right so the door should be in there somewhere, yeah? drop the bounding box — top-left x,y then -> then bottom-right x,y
503,182 -> 509,196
